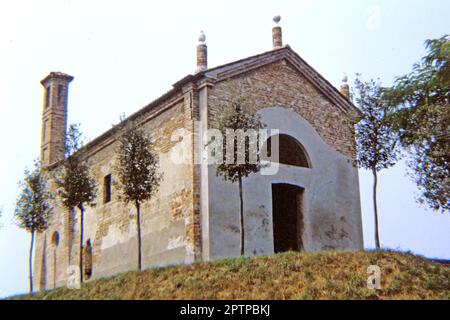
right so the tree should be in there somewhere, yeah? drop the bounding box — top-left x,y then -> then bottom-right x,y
214,93 -> 265,256
354,76 -> 398,250
15,160 -> 53,294
116,120 -> 160,271
56,124 -> 97,284
384,35 -> 450,212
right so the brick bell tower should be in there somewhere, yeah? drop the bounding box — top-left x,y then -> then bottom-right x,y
40,72 -> 73,167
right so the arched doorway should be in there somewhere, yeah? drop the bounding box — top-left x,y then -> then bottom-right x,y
51,231 -> 59,289
272,184 -> 304,253
84,239 -> 93,280
39,237 -> 47,289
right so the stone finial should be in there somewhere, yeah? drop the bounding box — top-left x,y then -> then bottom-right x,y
272,15 -> 282,49
196,31 -> 207,73
340,73 -> 350,100
273,15 -> 281,25
198,30 -> 206,44
342,73 -> 348,84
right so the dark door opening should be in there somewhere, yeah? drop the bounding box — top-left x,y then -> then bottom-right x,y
84,239 -> 93,280
272,183 -> 304,253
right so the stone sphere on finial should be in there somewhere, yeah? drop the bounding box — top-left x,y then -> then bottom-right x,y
342,72 -> 348,83
273,15 -> 281,25
198,31 -> 206,44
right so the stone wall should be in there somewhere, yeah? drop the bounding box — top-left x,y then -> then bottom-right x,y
33,98 -> 197,290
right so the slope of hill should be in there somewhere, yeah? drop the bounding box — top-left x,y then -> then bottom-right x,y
12,250 -> 450,300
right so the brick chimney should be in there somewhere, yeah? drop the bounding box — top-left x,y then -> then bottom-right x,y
340,73 -> 350,100
196,31 -> 207,73
272,15 -> 283,48
40,72 -> 73,166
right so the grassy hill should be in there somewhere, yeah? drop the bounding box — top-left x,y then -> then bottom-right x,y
13,250 -> 450,300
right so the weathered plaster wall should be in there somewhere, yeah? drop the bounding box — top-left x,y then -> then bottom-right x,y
205,61 -> 363,259
207,107 -> 363,259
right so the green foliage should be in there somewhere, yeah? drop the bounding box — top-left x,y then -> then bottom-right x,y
354,76 -> 399,172
215,94 -> 265,182
115,120 -> 161,205
115,119 -> 160,270
65,123 -> 84,157
15,160 -> 52,233
54,123 -> 96,283
213,89 -> 266,256
56,124 -> 97,211
354,76 -> 399,250
15,160 -> 53,294
384,35 -> 450,212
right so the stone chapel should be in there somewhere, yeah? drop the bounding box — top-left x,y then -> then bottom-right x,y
33,17 -> 364,290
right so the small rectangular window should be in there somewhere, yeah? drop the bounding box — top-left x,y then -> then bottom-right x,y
103,174 -> 112,204
43,119 -> 49,141
57,85 -> 64,105
42,147 -> 48,163
45,86 -> 51,108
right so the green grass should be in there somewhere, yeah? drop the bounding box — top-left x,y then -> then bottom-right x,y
10,250 -> 450,300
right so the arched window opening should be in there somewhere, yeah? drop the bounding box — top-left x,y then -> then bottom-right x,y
262,134 -> 310,168
45,86 -> 51,108
84,239 -> 93,280
103,174 -> 112,204
51,231 -> 59,289
51,231 -> 60,247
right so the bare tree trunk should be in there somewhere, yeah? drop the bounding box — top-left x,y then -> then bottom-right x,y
28,229 -> 35,295
79,204 -> 84,284
136,201 -> 142,271
372,168 -> 381,250
238,175 -> 245,256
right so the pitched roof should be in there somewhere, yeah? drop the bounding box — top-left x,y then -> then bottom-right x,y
204,45 -> 358,114
174,45 -> 359,114
49,45 -> 358,168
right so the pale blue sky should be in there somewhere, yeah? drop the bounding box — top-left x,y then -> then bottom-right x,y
0,0 -> 449,298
